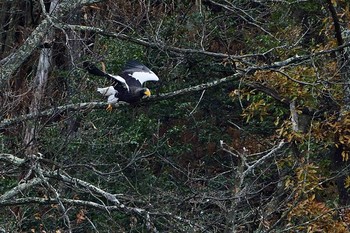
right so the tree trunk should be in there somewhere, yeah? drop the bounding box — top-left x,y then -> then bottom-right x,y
23,0 -> 58,155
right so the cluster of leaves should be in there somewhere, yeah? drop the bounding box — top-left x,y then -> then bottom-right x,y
238,3 -> 350,233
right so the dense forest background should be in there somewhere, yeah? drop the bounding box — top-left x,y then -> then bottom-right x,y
1,0 -> 350,232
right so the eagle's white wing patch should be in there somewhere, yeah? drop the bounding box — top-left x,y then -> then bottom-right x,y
109,74 -> 130,91
131,71 -> 159,85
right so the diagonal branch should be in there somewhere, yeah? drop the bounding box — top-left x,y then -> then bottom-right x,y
0,73 -> 240,128
242,140 -> 287,179
0,178 -> 43,201
0,153 -> 26,165
0,153 -> 202,231
43,169 -> 121,205
0,0 -> 105,85
326,0 -> 343,47
0,196 -> 204,231
0,102 -> 114,129
64,24 -> 237,59
66,24 -> 350,64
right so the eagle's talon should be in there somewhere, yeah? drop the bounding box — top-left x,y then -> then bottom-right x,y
106,104 -> 113,112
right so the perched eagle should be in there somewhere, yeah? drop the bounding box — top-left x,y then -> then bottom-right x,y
84,61 -> 159,110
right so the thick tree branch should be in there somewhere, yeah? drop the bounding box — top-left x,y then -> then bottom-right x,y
66,24 -> 350,65
43,169 -> 121,205
23,0 -> 59,156
0,153 -> 26,165
0,102 -> 115,128
0,73 -> 240,128
0,18 -> 51,84
0,0 -> 105,85
0,178 -> 43,201
156,73 -> 240,99
0,196 -> 203,230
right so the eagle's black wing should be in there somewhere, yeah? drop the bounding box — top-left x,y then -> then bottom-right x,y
121,61 -> 159,87
83,61 -> 129,90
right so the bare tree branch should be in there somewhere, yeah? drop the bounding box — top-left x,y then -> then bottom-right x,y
0,0 -> 105,84
0,153 -> 26,165
35,158 -> 73,232
208,0 -> 278,40
0,178 -> 43,201
66,24 -> 234,58
0,152 -> 203,231
0,196 -> 203,231
0,102 -> 111,128
43,169 -> 121,205
65,24 -> 350,65
0,73 -> 239,128
242,140 -> 286,179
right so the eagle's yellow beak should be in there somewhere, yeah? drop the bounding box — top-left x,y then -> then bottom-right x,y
144,89 -> 151,97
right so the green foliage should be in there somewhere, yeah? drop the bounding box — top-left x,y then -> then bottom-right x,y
100,38 -> 144,66
0,177 -> 17,194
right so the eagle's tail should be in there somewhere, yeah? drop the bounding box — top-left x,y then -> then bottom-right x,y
83,62 -> 107,77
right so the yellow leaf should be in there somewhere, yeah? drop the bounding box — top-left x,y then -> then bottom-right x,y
310,194 -> 315,201
342,151 -> 349,161
345,176 -> 350,189
34,212 -> 41,220
274,116 -> 280,126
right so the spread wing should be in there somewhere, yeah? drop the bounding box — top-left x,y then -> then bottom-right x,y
122,60 -> 159,86
84,61 -> 159,91
84,62 -> 129,91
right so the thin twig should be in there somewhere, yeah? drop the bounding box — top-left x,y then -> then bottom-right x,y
189,90 -> 206,115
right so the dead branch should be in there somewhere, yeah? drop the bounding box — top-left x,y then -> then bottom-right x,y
242,140 -> 286,179
0,153 -> 26,165
0,152 -> 203,232
0,196 -> 203,231
0,73 -> 239,128
0,0 -> 105,83
64,24 -> 350,66
0,178 -> 43,201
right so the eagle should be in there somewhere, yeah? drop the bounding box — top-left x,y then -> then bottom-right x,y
84,60 -> 159,111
